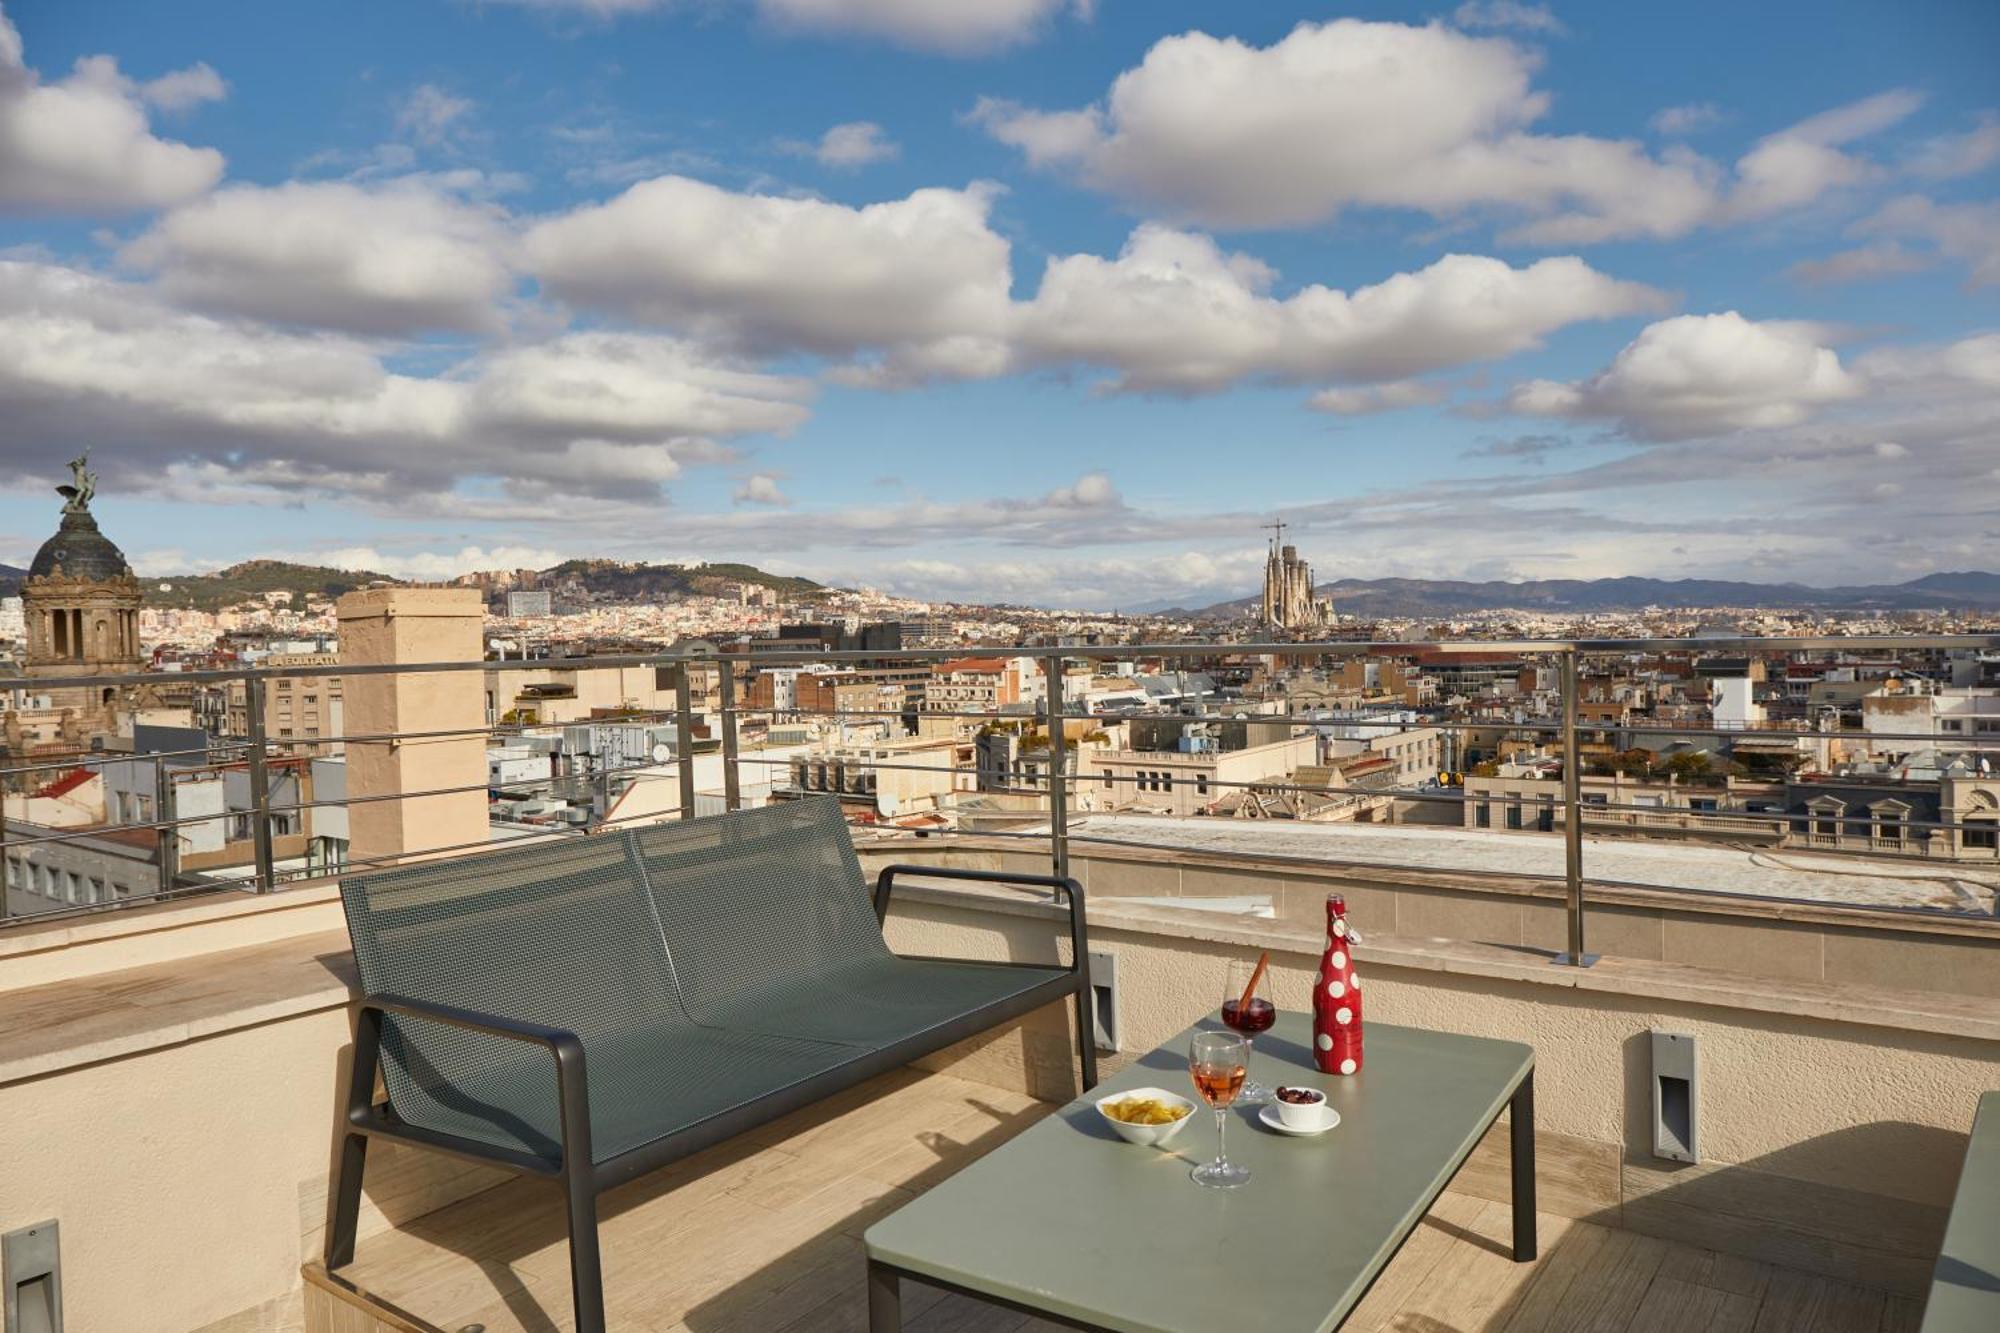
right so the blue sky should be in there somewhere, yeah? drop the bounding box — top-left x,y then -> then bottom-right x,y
0,1 -> 1994,608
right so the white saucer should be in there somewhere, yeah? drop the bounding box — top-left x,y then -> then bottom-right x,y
1259,1104 -> 1341,1137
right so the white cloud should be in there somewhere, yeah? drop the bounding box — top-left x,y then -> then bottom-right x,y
395,84 -> 474,147
120,177 -> 516,336
971,19 -> 1719,240
1853,333 -> 2000,391
1784,242 -> 1930,287
1506,312 -> 1860,439
659,470 -> 1143,557
734,473 -> 791,506
1649,103 -> 1723,137
141,62 -> 226,112
1721,90 -> 1922,221
1013,229 -> 1664,393
0,8 -> 225,212
1853,194 -> 2000,288
263,545 -> 573,580
0,259 -> 812,505
527,176 -> 1661,396
1904,114 -> 2000,180
524,175 -> 1015,371
1452,2 -> 1564,35
756,0 -> 1084,55
1309,380 -> 1450,416
975,21 -> 1935,246
811,120 -> 898,167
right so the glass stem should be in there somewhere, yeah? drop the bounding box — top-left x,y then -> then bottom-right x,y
1214,1107 -> 1228,1168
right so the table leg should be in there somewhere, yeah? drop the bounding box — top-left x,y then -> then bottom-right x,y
1510,1069 -> 1538,1262
868,1259 -> 902,1332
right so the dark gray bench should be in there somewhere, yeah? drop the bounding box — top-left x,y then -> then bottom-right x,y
322,797 -> 1094,1331
1923,1091 -> 2000,1332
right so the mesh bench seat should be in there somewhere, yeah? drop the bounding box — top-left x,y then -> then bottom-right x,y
631,801 -> 1072,1050
323,798 -> 1095,1333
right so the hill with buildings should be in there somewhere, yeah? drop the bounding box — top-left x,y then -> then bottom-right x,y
537,560 -> 822,601
1177,571 -> 2000,619
143,560 -> 402,611
106,557 -> 823,612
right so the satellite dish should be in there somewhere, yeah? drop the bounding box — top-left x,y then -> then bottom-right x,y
651,744 -> 673,764
877,792 -> 901,818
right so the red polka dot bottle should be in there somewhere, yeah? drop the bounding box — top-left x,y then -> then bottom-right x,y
1312,894 -> 1363,1076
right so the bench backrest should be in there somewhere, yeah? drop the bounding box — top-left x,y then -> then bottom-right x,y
342,833 -> 682,1153
630,797 -> 888,1021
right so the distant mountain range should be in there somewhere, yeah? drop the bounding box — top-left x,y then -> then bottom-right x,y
3,557 -> 1993,620
1166,571 -> 2000,619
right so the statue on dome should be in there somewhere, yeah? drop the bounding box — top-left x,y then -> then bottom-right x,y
56,453 -> 95,514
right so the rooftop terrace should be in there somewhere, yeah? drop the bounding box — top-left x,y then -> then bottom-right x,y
2,625 -> 1996,1331
308,1066 -> 1914,1333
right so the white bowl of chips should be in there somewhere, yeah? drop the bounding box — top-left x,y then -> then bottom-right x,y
1095,1087 -> 1198,1146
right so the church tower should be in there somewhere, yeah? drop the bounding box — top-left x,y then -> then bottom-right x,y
20,455 -> 142,737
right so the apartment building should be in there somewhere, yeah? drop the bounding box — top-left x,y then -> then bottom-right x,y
922,657 -> 1022,716
1084,732 -> 1320,818
484,662 -> 680,726
225,652 -> 343,755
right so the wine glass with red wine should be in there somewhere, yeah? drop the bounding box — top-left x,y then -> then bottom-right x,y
1188,1030 -> 1252,1189
1220,957 -> 1276,1105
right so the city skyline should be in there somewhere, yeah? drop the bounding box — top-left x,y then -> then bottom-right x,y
0,1 -> 1995,608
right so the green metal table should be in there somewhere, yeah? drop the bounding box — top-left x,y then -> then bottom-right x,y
864,1013 -> 1536,1332
1921,1090 -> 2000,1332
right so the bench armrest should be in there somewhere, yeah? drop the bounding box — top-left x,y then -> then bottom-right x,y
873,865 -> 1089,975
349,993 -> 594,1172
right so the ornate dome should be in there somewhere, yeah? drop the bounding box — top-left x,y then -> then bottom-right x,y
29,508 -> 132,581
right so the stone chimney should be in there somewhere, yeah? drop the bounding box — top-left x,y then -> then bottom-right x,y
335,588 -> 486,866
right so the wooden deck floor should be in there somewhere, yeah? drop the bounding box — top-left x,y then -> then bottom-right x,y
306,1068 -> 1919,1333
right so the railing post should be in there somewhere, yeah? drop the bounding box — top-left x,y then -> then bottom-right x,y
0,745 -> 9,922
1555,649 -> 1596,966
1044,652 -> 1070,884
675,662 -> 698,820
243,674 -> 277,893
154,753 -> 178,897
719,658 -> 741,812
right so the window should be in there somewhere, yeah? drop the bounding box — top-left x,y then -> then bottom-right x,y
1537,802 -> 1554,832
1966,820 -> 1997,851
1197,774 -> 1210,796
1689,798 -> 1718,813
1941,719 -> 1965,733
1475,803 -> 1491,828
88,877 -> 105,903
1505,801 -> 1523,830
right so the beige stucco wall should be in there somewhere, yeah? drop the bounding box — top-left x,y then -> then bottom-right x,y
3,1004 -> 355,1330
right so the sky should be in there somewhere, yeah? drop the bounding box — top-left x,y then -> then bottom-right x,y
0,0 -> 1995,611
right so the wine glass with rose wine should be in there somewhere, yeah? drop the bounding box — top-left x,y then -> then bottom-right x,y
1188,1030 -> 1252,1188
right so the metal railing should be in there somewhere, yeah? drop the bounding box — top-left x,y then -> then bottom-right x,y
3,634 -> 1998,954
